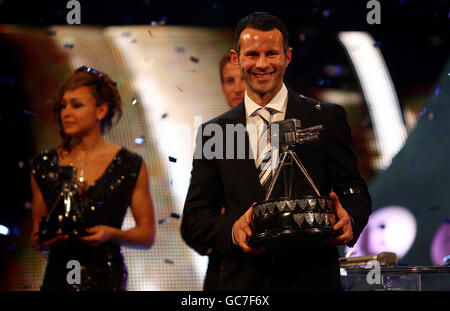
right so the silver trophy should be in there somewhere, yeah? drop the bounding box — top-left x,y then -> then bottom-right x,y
248,119 -> 338,249
37,166 -> 88,242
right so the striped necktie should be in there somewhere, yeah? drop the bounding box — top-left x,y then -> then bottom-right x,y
255,107 -> 275,193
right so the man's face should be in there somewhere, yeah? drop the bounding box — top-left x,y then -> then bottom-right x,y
221,61 -> 245,108
231,28 -> 292,103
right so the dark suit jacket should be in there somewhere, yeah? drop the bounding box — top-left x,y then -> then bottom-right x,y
181,87 -> 372,290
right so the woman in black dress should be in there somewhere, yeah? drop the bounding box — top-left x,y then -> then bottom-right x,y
30,66 -> 156,291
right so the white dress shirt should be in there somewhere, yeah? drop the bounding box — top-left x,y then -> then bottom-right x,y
231,84 -> 289,246
244,83 -> 288,168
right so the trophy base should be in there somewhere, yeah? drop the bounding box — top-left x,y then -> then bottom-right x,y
37,213 -> 89,242
248,195 -> 339,249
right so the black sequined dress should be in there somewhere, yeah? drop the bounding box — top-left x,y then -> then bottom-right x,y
31,147 -> 142,291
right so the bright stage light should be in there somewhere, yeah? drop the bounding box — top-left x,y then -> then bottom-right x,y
338,31 -> 407,169
0,225 -> 10,236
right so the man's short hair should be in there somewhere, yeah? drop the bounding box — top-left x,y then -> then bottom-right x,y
219,52 -> 232,84
233,12 -> 290,56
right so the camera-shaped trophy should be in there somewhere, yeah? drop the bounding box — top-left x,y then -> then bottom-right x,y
37,166 -> 89,242
248,119 -> 338,249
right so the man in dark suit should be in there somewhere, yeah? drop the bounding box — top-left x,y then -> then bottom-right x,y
181,12 -> 371,290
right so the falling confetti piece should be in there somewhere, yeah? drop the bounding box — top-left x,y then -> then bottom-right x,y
23,110 -> 37,116
176,86 -> 183,92
374,41 -> 382,48
169,156 -> 177,163
131,98 -> 138,105
159,16 -> 168,25
158,218 -> 171,225
170,213 -> 180,219
148,29 -> 153,37
434,86 -> 441,96
63,43 -> 74,49
164,259 -> 174,264
131,39 -> 137,43
135,136 -> 145,144
161,112 -> 168,119
46,29 -> 56,36
418,107 -> 427,118
190,56 -> 199,63
121,32 -> 131,37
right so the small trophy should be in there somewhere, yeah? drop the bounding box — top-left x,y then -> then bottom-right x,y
248,119 -> 338,249
37,166 -> 89,242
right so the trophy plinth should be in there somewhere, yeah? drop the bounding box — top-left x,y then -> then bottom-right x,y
37,166 -> 89,242
248,119 -> 339,249
37,211 -> 89,242
248,196 -> 338,249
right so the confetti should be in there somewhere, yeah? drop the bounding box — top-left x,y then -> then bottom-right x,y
158,218 -> 171,225
161,112 -> 168,119
63,43 -> 74,49
374,41 -> 382,48
46,29 -> 56,36
135,136 -> 145,145
176,86 -> 183,92
434,86 -> 441,96
418,107 -> 427,118
131,98 -> 138,106
148,29 -> 153,37
170,213 -> 180,219
23,110 -> 37,116
131,39 -> 137,43
164,259 -> 174,264
334,65 -> 343,75
159,16 -> 168,25
190,56 -> 199,63
169,156 -> 177,163
121,32 -> 131,37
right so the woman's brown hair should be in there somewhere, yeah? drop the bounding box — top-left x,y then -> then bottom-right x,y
54,66 -> 122,153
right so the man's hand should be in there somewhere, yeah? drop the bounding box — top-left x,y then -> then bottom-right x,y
326,192 -> 353,245
232,203 -> 265,254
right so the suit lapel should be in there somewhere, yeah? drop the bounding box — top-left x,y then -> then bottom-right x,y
285,87 -> 307,121
221,102 -> 265,201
